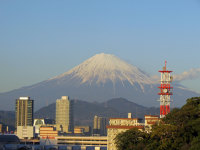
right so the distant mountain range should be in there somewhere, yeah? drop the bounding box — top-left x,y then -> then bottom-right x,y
0,53 -> 198,110
36,97 -> 160,127
0,98 -> 160,130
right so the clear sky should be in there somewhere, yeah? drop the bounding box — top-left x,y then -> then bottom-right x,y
0,0 -> 200,93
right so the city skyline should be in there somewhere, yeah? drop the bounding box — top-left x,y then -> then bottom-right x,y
0,0 -> 200,93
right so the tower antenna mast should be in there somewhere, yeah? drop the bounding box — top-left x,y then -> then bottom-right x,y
158,61 -> 173,118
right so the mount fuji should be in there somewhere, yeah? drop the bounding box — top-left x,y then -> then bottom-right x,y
0,53 -> 198,110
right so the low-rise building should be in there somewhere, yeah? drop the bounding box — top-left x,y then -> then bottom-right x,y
107,114 -> 144,150
144,115 -> 159,132
74,126 -> 91,136
16,126 -> 34,139
34,118 -> 55,137
39,126 -> 58,138
107,113 -> 160,150
74,127 -> 84,134
56,136 -> 107,146
40,135 -> 107,147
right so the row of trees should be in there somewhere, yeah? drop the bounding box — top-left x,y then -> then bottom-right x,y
115,97 -> 200,150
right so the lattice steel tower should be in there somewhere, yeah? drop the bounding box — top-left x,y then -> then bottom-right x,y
158,61 -> 173,118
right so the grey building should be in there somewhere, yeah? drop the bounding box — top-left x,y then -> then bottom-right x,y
56,96 -> 74,133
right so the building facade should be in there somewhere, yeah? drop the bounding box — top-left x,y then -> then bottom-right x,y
15,97 -> 34,127
144,115 -> 159,132
34,118 -> 55,137
56,96 -> 74,133
56,136 -> 107,146
39,126 -> 58,138
106,114 -> 160,150
93,115 -> 107,136
107,114 -> 144,150
74,126 -> 91,136
17,126 -> 34,139
0,124 -> 2,133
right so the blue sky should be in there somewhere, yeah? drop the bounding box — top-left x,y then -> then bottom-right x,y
0,0 -> 200,93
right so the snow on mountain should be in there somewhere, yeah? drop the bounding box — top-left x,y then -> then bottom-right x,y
0,53 -> 198,110
51,53 -> 153,90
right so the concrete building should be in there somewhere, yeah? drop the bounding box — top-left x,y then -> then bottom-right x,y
0,124 -> 2,133
42,136 -> 107,146
144,115 -> 159,132
56,96 -> 74,133
16,126 -> 34,139
34,118 -> 55,137
39,126 -> 58,138
74,127 -> 84,134
107,113 -> 144,150
15,97 -> 34,139
15,97 -> 34,127
74,126 -> 91,135
93,115 -> 107,136
106,114 -> 160,150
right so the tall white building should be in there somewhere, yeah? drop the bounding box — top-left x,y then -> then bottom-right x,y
56,96 -> 74,133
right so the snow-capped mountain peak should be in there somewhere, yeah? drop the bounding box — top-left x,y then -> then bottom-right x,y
0,53 -> 198,110
52,53 -> 153,87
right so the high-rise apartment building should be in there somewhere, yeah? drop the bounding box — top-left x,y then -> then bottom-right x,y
15,97 -> 34,127
56,96 -> 74,133
15,97 -> 34,139
93,115 -> 107,136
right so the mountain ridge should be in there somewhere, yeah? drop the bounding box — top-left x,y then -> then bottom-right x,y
0,98 -> 160,130
34,97 -> 160,127
0,53 -> 198,110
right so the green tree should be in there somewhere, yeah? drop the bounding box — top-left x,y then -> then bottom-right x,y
114,97 -> 200,150
148,124 -> 179,150
114,128 -> 149,150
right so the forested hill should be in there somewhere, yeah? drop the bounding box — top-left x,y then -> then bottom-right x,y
115,97 -> 200,150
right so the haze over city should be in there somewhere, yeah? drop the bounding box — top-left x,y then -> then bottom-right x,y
0,0 -> 200,94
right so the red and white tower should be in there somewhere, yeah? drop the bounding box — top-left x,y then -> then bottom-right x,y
158,61 -> 173,118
